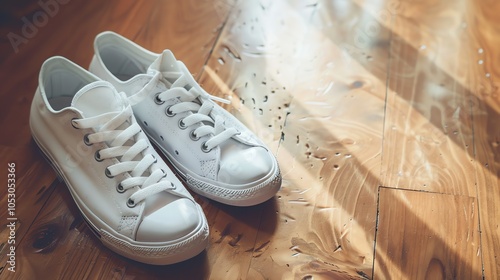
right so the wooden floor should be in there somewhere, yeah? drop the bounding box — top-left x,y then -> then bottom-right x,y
1,0 -> 499,279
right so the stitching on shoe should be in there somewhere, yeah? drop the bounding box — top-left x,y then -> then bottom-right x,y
200,159 -> 217,180
117,216 -> 138,237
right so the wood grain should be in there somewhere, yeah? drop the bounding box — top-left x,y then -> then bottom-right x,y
464,0 -> 500,278
1,0 -> 499,279
381,0 -> 498,278
198,1 -> 297,277
374,188 -> 481,279
0,145 -> 57,274
381,0 -> 476,196
199,0 -> 391,278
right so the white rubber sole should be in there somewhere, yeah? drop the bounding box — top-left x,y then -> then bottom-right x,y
184,167 -> 281,207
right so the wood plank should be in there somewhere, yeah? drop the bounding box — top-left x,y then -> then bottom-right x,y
381,0 -> 476,195
0,145 -> 57,274
374,188 -> 481,279
198,0 -> 393,278
2,180 -> 109,280
382,0 -> 499,278
198,0 -> 297,153
2,0 -> 500,278
464,0 -> 500,278
197,0 -> 298,277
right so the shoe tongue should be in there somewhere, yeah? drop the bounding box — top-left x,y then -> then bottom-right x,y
148,50 -> 179,75
71,81 -> 124,118
147,50 -> 187,89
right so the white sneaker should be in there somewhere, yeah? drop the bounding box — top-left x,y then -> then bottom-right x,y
89,31 -> 281,206
30,56 -> 209,265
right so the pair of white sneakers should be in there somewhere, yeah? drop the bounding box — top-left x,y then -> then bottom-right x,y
30,31 -> 281,265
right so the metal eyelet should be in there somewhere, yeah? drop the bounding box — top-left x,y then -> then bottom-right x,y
94,150 -> 103,162
189,130 -> 200,141
116,184 -> 125,193
83,134 -> 92,146
161,169 -> 167,178
178,118 -> 187,130
152,154 -> 158,163
126,198 -> 136,208
105,167 -> 114,178
71,118 -> 79,129
165,105 -> 176,117
201,142 -> 212,153
170,182 -> 176,189
154,92 -> 164,105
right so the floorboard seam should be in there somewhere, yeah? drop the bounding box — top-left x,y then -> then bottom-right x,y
199,0 -> 237,74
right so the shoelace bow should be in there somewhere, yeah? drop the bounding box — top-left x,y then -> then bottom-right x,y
72,105 -> 175,207
128,62 -> 239,152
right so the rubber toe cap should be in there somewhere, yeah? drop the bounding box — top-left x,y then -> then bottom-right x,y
136,198 -> 201,242
218,146 -> 273,186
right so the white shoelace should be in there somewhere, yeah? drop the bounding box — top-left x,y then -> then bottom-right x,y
128,62 -> 239,151
72,105 -> 175,207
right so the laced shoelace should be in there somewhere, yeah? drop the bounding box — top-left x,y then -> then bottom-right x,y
128,62 -> 239,152
72,105 -> 176,207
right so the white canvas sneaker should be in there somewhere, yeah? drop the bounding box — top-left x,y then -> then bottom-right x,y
89,31 -> 281,206
30,56 -> 209,265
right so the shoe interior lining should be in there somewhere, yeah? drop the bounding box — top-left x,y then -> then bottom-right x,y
50,96 -> 75,111
97,34 -> 155,81
100,46 -> 146,81
42,59 -> 96,110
